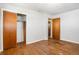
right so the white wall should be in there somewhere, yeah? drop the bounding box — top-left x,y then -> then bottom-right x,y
17,22 -> 24,43
26,10 -> 48,43
0,4 -> 51,51
52,9 -> 79,43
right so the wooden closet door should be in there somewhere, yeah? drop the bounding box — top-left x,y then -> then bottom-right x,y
52,18 -> 60,40
3,11 -> 17,50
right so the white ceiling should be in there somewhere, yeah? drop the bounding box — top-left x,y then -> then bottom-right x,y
3,3 -> 79,15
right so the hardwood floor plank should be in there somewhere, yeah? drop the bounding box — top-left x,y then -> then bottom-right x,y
0,39 -> 79,55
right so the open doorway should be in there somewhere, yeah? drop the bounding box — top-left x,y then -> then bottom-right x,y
17,14 -> 26,47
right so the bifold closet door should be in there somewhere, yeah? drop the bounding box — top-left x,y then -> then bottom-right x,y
3,11 -> 17,50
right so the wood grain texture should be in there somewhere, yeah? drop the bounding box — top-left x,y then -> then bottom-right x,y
52,18 -> 60,40
0,39 -> 79,55
3,11 -> 17,50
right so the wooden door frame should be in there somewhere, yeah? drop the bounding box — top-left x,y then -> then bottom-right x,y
52,17 -> 60,40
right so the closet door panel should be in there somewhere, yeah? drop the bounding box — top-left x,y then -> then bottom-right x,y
3,11 -> 17,50
9,12 -> 17,48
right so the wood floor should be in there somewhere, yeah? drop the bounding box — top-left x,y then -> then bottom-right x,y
0,39 -> 79,55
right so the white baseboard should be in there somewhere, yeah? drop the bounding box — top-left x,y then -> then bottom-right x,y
61,39 -> 79,44
27,39 -> 46,44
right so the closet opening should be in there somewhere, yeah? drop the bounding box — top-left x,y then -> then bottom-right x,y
17,13 -> 26,47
